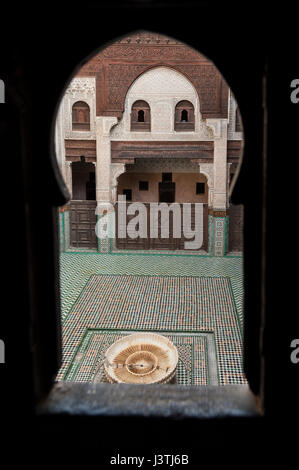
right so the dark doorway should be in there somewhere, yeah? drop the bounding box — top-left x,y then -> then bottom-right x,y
123,188 -> 132,201
86,172 -> 96,200
162,172 -> 172,183
159,173 -> 175,202
70,161 -> 97,248
72,161 -> 96,200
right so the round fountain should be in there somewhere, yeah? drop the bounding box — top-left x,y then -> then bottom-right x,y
104,332 -> 178,384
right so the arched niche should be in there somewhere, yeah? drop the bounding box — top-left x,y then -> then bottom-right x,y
130,100 -> 151,131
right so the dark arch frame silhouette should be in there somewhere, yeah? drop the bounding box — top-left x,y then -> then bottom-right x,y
2,5 -> 269,454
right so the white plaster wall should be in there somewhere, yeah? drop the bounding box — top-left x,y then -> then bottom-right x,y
110,66 -> 213,141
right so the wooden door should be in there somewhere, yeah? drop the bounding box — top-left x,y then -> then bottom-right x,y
69,200 -> 97,249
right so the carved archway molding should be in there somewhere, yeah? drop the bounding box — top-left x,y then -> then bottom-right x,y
110,163 -> 126,203
199,163 -> 214,207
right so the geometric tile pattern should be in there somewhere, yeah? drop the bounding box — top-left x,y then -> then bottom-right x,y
59,253 -> 244,328
57,273 -> 246,385
63,329 -> 219,385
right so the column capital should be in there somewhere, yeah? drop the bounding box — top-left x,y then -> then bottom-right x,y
96,116 -> 118,137
199,162 -> 213,184
206,118 -> 228,139
111,162 -> 126,182
95,117 -> 118,205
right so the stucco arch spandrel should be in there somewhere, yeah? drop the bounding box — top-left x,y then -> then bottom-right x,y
107,63 -> 202,117
126,66 -> 199,102
104,61 -> 227,120
111,66 -> 203,138
199,163 -> 213,187
110,163 -> 126,203
199,163 -> 214,207
112,63 -> 225,120
118,61 -> 228,118
111,163 -> 126,183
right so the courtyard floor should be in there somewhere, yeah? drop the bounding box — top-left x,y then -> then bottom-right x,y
57,251 -> 246,385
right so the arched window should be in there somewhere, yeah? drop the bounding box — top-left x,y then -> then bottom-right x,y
131,100 -> 151,131
138,109 -> 145,122
175,100 -> 194,131
72,101 -> 90,131
181,109 -> 188,122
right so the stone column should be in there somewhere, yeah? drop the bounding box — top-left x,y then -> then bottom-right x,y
207,119 -> 228,256
199,162 -> 214,254
109,163 -> 126,251
226,162 -> 232,254
60,161 -> 72,252
54,102 -> 65,179
95,116 -> 118,253
64,161 -> 72,198
55,103 -> 70,252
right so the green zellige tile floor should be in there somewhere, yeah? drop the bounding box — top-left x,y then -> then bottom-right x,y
57,252 -> 245,385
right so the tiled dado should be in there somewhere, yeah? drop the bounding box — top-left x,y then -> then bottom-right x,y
207,212 -> 228,257
214,217 -> 227,257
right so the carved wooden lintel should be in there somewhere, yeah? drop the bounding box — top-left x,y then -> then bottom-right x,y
111,141 -> 214,162
65,139 -> 96,160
